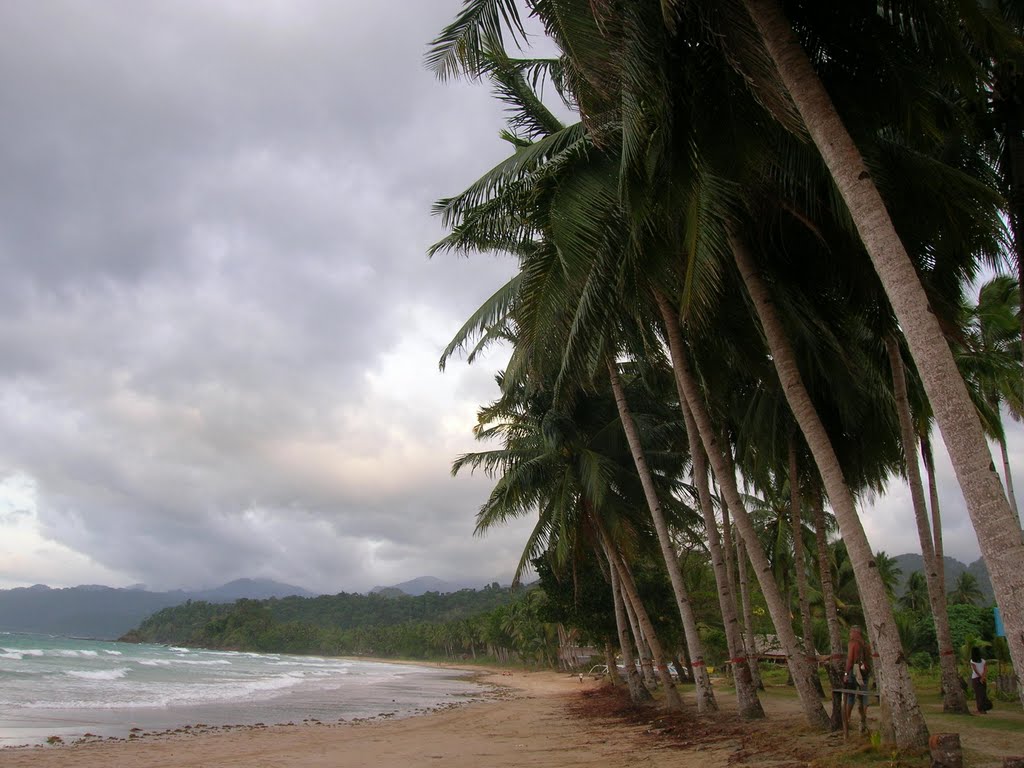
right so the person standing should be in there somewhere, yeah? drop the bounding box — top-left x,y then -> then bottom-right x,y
969,646 -> 989,714
843,625 -> 871,736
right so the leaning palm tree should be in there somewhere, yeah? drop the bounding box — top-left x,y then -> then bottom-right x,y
727,2 -> 1024,707
427,0 -> 1020,730
959,275 -> 1023,519
886,334 -> 970,712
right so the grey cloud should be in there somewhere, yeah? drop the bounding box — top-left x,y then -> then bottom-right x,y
0,1 -> 531,592
1,1 -> 1002,597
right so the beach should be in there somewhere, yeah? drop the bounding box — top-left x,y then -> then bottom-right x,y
0,669 -> 1020,768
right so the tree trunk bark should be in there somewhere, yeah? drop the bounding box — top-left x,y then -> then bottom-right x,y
679,401 -> 764,718
599,525 -> 684,711
811,495 -> 844,730
605,640 -> 623,686
607,359 -> 719,712
606,544 -> 651,703
919,431 -> 947,596
999,435 -> 1019,520
656,290 -> 828,729
720,484 -> 741,624
742,0 -> 1024,710
736,533 -> 765,690
621,584 -> 658,689
721,482 -> 764,694
885,335 -> 969,714
788,431 -> 823,699
731,232 -> 929,747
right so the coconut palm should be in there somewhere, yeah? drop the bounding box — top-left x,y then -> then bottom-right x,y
899,572 -> 930,615
886,334 -> 969,712
949,572 -> 985,607
959,275 -> 1023,518
728,2 -> 1024,709
428,0 -> 1023,726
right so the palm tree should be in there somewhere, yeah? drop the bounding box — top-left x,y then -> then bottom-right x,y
872,552 -> 903,602
731,232 -> 927,743
733,2 -> 1024,710
959,275 -> 1023,519
899,572 -> 930,615
658,305 -> 829,729
948,572 -> 985,607
886,333 -> 969,712
607,549 -> 652,701
425,0 -> 1015,733
811,494 -> 846,729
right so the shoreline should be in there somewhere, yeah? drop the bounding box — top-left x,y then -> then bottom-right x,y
0,669 -> 1020,768
0,654 -> 488,751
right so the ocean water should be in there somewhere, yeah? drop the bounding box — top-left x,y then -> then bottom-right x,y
0,633 -> 481,747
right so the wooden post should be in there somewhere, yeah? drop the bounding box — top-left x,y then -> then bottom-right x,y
928,733 -> 962,768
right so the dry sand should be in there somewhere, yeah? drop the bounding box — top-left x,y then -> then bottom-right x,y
0,668 -> 1020,768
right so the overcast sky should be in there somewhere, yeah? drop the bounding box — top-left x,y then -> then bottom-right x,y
0,2 -> 1017,595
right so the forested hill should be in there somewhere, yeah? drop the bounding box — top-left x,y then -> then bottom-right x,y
120,583 -> 519,654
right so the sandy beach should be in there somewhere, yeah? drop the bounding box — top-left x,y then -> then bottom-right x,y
0,669 -> 1020,768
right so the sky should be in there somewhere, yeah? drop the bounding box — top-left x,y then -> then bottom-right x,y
0,2 -> 1018,596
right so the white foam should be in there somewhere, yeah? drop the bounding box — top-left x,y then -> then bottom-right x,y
28,672 -> 311,710
101,650 -> 123,656
56,650 -> 99,658
65,667 -> 129,681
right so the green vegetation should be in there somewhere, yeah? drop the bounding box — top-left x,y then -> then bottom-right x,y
420,0 -> 1024,748
121,584 -> 564,663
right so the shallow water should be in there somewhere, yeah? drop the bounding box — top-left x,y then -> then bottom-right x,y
0,632 -> 480,747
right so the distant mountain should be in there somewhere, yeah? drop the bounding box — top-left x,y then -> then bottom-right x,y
0,579 -> 317,640
891,553 -> 994,602
369,576 -> 495,597
190,578 -> 317,602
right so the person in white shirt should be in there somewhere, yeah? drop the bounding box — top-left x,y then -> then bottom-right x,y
969,646 -> 989,714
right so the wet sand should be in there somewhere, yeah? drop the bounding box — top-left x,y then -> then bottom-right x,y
0,668 -> 1020,768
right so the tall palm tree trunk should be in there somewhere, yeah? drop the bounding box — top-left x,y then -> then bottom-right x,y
735,533 -> 765,690
605,543 -> 651,703
811,495 -> 845,730
607,359 -> 719,711
731,233 -> 929,747
719,485 -> 741,623
919,431 -> 946,595
742,0 -> 1024,708
885,336 -> 969,714
622,586 -> 658,688
998,433 -> 1019,520
678,401 -> 764,717
605,640 -> 624,687
788,432 -> 822,699
656,291 -> 829,729
597,524 -> 685,711
721,485 -> 762,689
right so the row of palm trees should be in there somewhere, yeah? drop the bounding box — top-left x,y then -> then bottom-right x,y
428,0 -> 1024,749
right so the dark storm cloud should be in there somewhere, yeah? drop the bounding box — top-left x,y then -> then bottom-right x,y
0,1 -> 533,592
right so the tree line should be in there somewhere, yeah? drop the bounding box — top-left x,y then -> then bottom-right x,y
426,0 -> 1024,749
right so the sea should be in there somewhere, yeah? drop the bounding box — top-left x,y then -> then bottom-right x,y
0,632 -> 483,748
